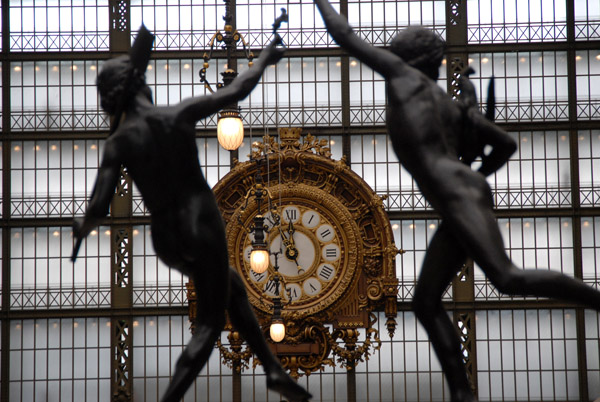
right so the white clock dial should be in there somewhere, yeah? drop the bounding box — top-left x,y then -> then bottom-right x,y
317,263 -> 336,282
316,224 -> 335,243
322,243 -> 341,262
284,283 -> 302,301
282,206 -> 300,223
303,277 -> 322,296
264,278 -> 281,297
249,269 -> 268,284
263,210 -> 279,230
269,232 -> 316,277
243,245 -> 253,263
301,209 -> 321,229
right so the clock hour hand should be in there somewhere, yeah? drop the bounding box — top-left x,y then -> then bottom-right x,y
282,219 -> 304,272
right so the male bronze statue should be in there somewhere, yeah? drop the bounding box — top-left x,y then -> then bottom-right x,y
313,1 -> 600,401
71,25 -> 311,402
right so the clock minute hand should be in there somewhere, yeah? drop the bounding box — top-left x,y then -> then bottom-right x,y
285,219 -> 304,272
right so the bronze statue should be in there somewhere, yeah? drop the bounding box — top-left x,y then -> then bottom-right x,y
72,25 -> 311,402
313,1 -> 600,401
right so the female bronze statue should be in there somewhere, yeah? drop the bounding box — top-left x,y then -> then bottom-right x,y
72,25 -> 311,402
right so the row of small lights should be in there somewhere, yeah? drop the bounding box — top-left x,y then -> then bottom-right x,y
9,54 -> 600,73
10,133 -> 598,154
393,220 -> 581,231
14,320 -> 159,329
15,220 -> 586,238
13,229 -> 141,238
12,144 -> 98,152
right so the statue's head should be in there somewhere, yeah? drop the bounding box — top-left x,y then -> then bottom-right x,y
390,27 -> 446,81
96,55 -> 152,115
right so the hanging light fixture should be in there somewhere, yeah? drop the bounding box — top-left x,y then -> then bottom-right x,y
199,0 -> 254,151
217,108 -> 244,150
269,254 -> 285,342
270,297 -> 285,342
250,214 -> 269,273
216,68 -> 244,150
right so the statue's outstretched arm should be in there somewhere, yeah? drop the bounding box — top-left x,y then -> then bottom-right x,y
177,36 -> 286,124
314,0 -> 401,78
72,138 -> 123,261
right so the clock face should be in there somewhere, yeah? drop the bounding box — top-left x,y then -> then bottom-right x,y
232,184 -> 361,316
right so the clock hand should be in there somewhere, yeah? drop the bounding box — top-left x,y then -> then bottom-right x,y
287,219 -> 296,247
285,219 -> 305,272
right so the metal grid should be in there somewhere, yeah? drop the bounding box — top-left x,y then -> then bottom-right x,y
10,226 -> 111,310
10,140 -> 103,218
9,60 -> 106,132
582,216 -> 600,289
8,1 -> 110,52
474,217 -> 574,301
131,226 -> 188,308
579,130 -> 600,206
489,131 -> 572,209
574,0 -> 600,40
236,0 -> 340,49
575,50 -> 600,120
350,135 -> 426,212
132,315 -> 234,402
241,57 -> 344,128
356,311 -> 449,402
467,0 -> 568,43
468,52 -> 570,123
8,318 -> 112,402
584,310 -> 600,398
392,219 -> 452,302
0,1 -> 599,401
476,309 -> 580,401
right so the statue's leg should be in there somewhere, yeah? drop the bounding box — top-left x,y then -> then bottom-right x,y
413,223 -> 477,402
160,264 -> 228,402
227,269 -> 312,402
441,186 -> 600,310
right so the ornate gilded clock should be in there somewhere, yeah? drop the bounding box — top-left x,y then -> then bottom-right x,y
208,128 -> 398,376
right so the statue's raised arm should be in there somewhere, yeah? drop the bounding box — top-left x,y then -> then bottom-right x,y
176,34 -> 286,124
314,0 -> 401,78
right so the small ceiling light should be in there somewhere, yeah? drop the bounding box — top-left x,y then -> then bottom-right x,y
270,319 -> 285,342
217,109 -> 244,151
250,247 -> 270,273
270,296 -> 285,342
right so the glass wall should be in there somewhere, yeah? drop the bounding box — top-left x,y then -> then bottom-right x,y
1,1 -> 599,401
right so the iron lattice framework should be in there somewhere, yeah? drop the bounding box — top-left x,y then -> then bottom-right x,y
0,0 -> 599,401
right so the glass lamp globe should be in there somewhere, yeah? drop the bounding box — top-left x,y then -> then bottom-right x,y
217,111 -> 244,151
270,320 -> 285,343
250,248 -> 270,273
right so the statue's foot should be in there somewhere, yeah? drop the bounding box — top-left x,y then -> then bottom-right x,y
266,369 -> 312,402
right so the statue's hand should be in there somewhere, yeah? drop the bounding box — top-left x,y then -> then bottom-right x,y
71,217 -> 88,262
263,34 -> 286,66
